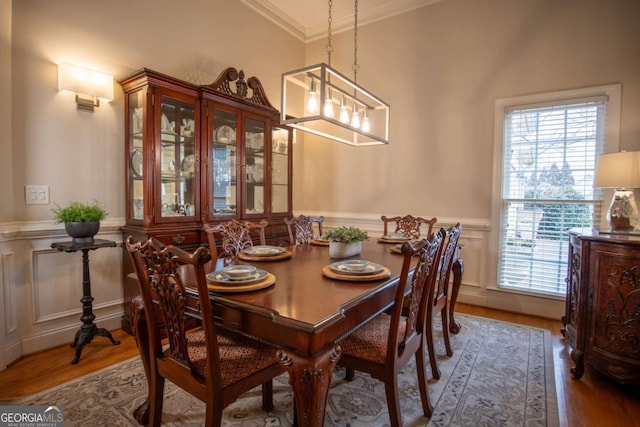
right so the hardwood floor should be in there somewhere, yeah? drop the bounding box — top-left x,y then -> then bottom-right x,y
0,303 -> 639,426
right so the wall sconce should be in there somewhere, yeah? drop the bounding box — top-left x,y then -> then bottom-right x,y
57,62 -> 114,112
594,150 -> 640,232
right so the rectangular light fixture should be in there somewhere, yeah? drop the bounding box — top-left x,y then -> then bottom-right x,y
281,63 -> 390,146
57,62 -> 114,112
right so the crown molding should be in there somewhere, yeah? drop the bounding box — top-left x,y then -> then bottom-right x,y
241,0 -> 443,43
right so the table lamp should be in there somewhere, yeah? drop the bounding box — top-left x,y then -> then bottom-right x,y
593,151 -> 640,231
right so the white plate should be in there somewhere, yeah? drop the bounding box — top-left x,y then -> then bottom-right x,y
181,154 -> 195,174
329,260 -> 384,276
130,149 -> 143,178
215,125 -> 236,143
207,268 -> 268,285
243,245 -> 286,256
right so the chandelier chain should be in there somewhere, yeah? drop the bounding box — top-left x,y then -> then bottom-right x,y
352,0 -> 359,83
326,0 -> 333,65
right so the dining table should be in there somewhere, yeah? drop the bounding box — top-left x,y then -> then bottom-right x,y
129,238 -> 464,427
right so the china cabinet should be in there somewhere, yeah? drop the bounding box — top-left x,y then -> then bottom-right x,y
563,229 -> 640,384
118,67 -> 292,333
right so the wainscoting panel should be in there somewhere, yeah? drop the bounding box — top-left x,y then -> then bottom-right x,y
31,246 -> 121,324
20,233 -> 123,354
0,222 -> 125,362
2,252 -> 17,334
303,211 -> 565,318
0,215 -> 566,368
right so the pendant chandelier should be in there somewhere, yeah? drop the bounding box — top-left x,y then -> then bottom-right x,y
281,0 -> 390,146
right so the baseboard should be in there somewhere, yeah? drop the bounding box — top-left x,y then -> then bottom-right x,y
20,312 -> 122,355
486,287 -> 564,320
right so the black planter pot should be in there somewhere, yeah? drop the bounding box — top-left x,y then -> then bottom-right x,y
65,221 -> 100,244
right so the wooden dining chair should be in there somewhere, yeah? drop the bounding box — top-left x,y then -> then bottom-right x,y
125,236 -> 284,427
381,214 -> 437,239
426,222 -> 462,379
203,219 -> 268,259
337,229 -> 446,427
284,214 -> 324,244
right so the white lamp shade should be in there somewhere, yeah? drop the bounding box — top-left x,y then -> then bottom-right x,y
594,151 -> 640,189
58,62 -> 114,100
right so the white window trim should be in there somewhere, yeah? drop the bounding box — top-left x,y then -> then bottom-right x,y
490,84 -> 622,296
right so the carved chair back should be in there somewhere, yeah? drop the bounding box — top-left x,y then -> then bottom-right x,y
425,222 -> 462,379
204,219 -> 267,259
337,228 -> 446,426
284,214 -> 324,245
125,236 -> 282,426
381,214 -> 437,239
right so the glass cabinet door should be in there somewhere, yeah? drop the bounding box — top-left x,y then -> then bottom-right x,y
158,96 -> 197,220
244,118 -> 265,216
128,89 -> 145,220
271,126 -> 290,214
211,108 -> 238,217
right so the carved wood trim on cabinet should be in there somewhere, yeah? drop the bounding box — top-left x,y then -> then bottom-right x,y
564,229 -> 640,384
118,67 -> 292,334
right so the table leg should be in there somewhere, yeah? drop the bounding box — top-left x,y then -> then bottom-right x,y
449,258 -> 464,334
277,345 -> 341,427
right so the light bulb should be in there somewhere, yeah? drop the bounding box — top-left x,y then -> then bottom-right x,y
339,96 -> 350,123
361,109 -> 370,132
307,79 -> 319,114
351,105 -> 361,129
323,89 -> 334,117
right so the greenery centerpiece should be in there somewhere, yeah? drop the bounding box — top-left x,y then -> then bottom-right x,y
52,200 -> 108,244
322,226 -> 369,258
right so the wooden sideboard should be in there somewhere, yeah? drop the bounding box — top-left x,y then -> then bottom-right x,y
563,228 -> 640,384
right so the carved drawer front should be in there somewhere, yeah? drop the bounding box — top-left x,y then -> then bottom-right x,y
154,232 -> 200,246
590,246 -> 640,365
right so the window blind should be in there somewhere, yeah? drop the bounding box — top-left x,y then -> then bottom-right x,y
498,97 -> 606,295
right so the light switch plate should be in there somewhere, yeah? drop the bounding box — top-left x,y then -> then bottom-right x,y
25,185 -> 50,205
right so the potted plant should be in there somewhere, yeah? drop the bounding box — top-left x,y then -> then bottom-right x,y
321,226 -> 369,258
52,200 -> 108,244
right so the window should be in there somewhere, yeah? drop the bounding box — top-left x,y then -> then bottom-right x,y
495,85 -> 620,297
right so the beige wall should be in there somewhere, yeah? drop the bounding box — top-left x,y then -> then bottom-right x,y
0,0 -> 304,365
0,0 -> 12,223
10,0 -> 303,222
2,0 -> 640,363
296,0 -> 640,218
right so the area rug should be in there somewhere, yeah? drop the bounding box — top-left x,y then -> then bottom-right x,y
1,314 -> 559,426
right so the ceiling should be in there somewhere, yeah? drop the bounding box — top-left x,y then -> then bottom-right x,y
240,0 -> 443,42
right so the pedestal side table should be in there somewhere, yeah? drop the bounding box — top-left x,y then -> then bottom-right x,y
51,239 -> 120,364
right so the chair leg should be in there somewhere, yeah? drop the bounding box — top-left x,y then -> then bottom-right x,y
261,380 -> 274,412
292,400 -> 298,427
441,307 -> 453,357
345,367 -> 355,381
426,314 -> 441,379
204,401 -> 224,427
148,375 -> 165,427
415,351 -> 433,418
384,376 -> 402,427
